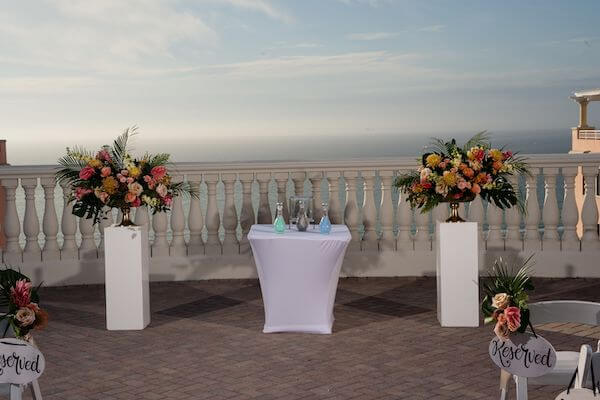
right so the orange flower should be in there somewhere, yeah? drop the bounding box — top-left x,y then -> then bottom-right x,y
493,160 -> 503,171
102,176 -> 119,195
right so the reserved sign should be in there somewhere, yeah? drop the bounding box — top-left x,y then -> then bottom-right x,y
489,332 -> 556,378
0,339 -> 45,384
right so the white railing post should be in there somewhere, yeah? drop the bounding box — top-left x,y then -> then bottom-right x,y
78,214 -> 97,258
542,168 -> 560,251
343,171 -> 361,251
309,172 -> 323,223
204,173 -> 221,255
414,208 -> 430,251
379,171 -> 396,251
524,171 -> 541,251
396,173 -> 413,251
2,179 -> 21,264
256,173 -> 272,224
169,175 -> 187,257
21,178 -> 41,263
274,172 -> 290,222
326,172 -> 342,225
222,173 -> 239,255
362,171 -> 378,251
187,176 -> 204,255
291,171 -> 305,197
134,205 -> 149,227
581,166 -> 600,250
40,177 -> 60,261
469,196 -> 485,251
486,202 -> 504,251
239,173 -> 255,255
561,167 -> 580,251
59,181 -> 78,260
505,175 -> 523,251
98,208 -> 114,258
151,210 -> 169,257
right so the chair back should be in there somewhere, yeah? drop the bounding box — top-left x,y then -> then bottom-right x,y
590,352 -> 600,389
529,301 -> 600,326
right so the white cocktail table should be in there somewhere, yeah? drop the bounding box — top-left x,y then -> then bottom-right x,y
248,224 -> 351,334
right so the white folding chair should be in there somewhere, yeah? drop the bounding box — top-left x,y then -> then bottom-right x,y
500,300 -> 600,400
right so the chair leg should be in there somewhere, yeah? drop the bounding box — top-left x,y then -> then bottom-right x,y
514,375 -> 528,400
10,384 -> 22,400
500,369 -> 511,400
30,379 -> 42,400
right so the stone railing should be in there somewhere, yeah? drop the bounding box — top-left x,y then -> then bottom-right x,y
579,130 -> 600,140
0,153 -> 599,285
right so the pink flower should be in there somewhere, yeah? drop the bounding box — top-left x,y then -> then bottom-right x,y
453,193 -> 462,199
119,176 -> 127,184
503,151 -> 512,160
100,166 -> 112,177
99,192 -> 109,203
163,195 -> 173,206
79,166 -> 95,180
125,192 -> 137,203
438,161 -> 447,169
143,175 -> 152,183
75,187 -> 92,200
120,169 -> 129,177
151,166 -> 167,180
126,177 -> 134,184
131,197 -> 141,208
97,149 -> 111,162
156,183 -> 168,198
15,307 -> 35,327
494,313 -> 510,341
11,280 -> 32,308
504,307 -> 521,332
128,182 -> 143,196
457,180 -> 468,190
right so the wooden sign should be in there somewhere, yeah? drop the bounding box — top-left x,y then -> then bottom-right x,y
489,332 -> 556,378
0,338 -> 45,384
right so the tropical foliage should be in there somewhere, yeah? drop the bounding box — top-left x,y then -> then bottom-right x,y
0,267 -> 48,340
56,127 -> 196,224
394,132 -> 529,213
481,256 -> 535,341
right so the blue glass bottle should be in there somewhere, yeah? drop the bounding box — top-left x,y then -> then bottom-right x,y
319,202 -> 332,234
273,202 -> 286,234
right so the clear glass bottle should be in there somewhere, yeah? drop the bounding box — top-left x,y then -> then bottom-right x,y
273,202 -> 286,234
296,200 -> 309,231
319,202 -> 332,234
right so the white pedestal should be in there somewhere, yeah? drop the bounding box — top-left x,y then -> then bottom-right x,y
436,221 -> 479,327
105,224 -> 150,330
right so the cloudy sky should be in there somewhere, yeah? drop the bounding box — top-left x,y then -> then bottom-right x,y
1,0 -> 600,163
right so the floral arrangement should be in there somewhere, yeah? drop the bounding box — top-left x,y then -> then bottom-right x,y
0,268 -> 48,341
57,127 -> 196,225
481,256 -> 535,341
394,132 -> 529,213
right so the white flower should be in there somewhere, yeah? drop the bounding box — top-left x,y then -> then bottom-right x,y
156,184 -> 168,198
420,168 -> 432,181
128,182 -> 143,196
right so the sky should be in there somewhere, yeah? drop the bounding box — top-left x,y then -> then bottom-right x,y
1,0 -> 600,164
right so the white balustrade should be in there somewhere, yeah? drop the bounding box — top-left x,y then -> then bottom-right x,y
581,166 -> 600,250
187,176 -> 204,255
343,171 -> 361,251
414,207 -> 430,251
524,171 -> 542,251
309,172 -> 323,223
291,172 -> 305,197
98,207 -> 114,257
362,171 -> 378,251
256,172 -> 272,224
3,179 -> 21,263
169,175 -> 187,257
561,167 -> 580,251
542,168 -> 560,251
238,173 -> 254,255
396,171 -> 414,251
151,210 -> 169,257
326,172 -> 343,225
469,196 -> 485,251
486,202 -> 504,251
40,177 -> 60,261
274,172 -> 290,222
204,173 -> 221,255
21,178 -> 41,262
505,175 -> 523,251
78,216 -> 97,258
59,181 -> 78,260
222,173 -> 239,254
379,171 -> 396,251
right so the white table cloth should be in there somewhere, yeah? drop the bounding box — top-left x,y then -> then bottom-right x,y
248,224 -> 351,334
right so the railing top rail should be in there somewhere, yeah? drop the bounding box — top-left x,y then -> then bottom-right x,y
0,153 -> 598,179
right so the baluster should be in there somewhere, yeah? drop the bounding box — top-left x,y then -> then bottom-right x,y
205,173 -> 221,255
2,179 -> 21,263
326,172 -> 342,225
256,173 -> 272,224
151,210 -> 169,257
21,179 -> 41,262
379,171 -> 396,251
469,196 -> 485,251
98,208 -> 113,258
169,176 -> 186,256
414,207 -> 430,251
486,202 -> 504,251
134,205 -> 149,226
362,171 -> 378,251
309,172 -> 323,223
505,175 -> 523,251
524,170 -> 541,251
291,172 -> 306,198
187,176 -> 204,255
78,216 -> 97,258
542,168 -> 560,251
239,173 -> 255,255
274,172 -> 290,222
561,167 -> 580,251
59,181 -> 78,260
434,203 -> 448,223
581,166 -> 600,250
222,173 -> 239,254
396,172 -> 414,251
39,177 -> 60,261
343,171 -> 361,251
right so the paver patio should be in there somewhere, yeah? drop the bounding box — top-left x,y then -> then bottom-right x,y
28,277 -> 600,399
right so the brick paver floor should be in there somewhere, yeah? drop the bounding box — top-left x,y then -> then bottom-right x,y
28,277 -> 600,399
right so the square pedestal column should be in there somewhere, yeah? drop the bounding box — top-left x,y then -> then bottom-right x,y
436,221 -> 479,327
105,224 -> 150,330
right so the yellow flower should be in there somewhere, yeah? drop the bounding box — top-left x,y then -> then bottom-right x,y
442,171 -> 458,187
425,154 -> 442,168
128,166 -> 141,179
88,159 -> 103,169
490,149 -> 503,162
102,176 -> 119,195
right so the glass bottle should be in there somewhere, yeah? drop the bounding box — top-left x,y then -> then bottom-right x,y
273,202 -> 286,234
296,200 -> 309,231
319,202 -> 332,234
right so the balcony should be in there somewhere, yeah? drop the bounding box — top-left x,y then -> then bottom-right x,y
579,130 -> 600,140
0,153 -> 599,286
